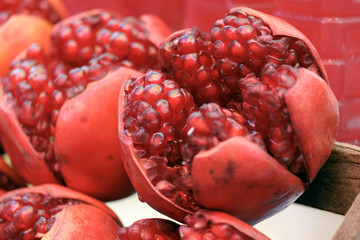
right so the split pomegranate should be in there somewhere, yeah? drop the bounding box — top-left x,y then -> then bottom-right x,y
0,9 -> 171,200
119,7 -> 339,224
0,184 -> 121,239
116,211 -> 269,240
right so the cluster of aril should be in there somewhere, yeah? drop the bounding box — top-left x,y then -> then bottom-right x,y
0,192 -> 79,239
0,0 -> 61,25
117,218 -> 180,239
159,27 -> 223,104
115,213 -> 254,240
124,9 -> 318,210
2,10 -> 159,179
181,213 -> 252,240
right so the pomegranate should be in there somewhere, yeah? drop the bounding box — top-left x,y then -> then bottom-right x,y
119,7 -> 339,224
0,184 -> 121,239
116,211 -> 269,240
0,9 -> 171,200
0,0 -> 67,76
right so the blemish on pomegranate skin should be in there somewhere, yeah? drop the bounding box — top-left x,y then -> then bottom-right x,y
226,161 -> 235,179
209,169 -> 214,175
80,116 -> 88,123
108,155 -> 114,160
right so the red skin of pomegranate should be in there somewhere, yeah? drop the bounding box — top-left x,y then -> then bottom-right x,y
54,67 -> 143,200
0,184 -> 121,239
0,8 -> 171,201
119,7 -> 339,224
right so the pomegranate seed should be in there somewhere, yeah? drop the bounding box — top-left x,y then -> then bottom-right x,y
0,192 -> 80,239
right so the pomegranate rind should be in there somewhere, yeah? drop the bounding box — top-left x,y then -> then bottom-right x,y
54,67 -> 141,201
191,137 -> 305,224
0,93 -> 59,185
43,204 -> 121,240
194,210 -> 270,240
140,14 -> 172,47
0,184 -> 120,224
285,68 -> 339,182
118,80 -> 193,223
0,14 -> 53,76
231,7 -> 328,83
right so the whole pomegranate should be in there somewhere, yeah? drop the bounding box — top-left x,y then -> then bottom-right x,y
0,0 -> 68,76
0,9 -> 171,200
119,7 -> 339,224
0,184 -> 121,239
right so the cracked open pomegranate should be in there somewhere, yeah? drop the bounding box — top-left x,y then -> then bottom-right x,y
119,7 -> 339,224
0,184 -> 121,239
0,0 -> 67,76
0,8 -> 171,200
116,210 -> 270,240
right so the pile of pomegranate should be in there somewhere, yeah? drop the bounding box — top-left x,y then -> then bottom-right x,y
0,0 -> 339,239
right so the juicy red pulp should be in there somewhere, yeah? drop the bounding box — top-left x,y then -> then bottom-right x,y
1,10 -> 159,181
0,0 -> 61,24
123,10 -> 319,211
0,192 -> 80,239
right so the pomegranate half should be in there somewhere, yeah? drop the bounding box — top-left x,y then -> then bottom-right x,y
0,184 -> 121,239
119,7 -> 339,224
